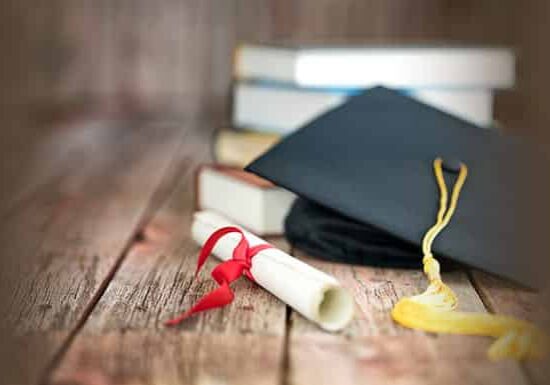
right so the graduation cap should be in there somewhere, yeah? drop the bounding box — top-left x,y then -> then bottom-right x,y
246,86 -> 549,288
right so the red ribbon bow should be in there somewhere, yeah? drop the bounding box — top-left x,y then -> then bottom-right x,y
165,226 -> 272,326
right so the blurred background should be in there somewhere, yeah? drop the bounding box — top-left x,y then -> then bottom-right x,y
3,1 -> 549,200
3,1 -> 548,195
2,0 -> 549,134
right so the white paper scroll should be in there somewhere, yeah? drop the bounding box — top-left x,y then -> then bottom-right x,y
191,210 -> 354,331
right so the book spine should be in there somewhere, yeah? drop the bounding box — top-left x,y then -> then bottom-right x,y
214,131 -> 281,168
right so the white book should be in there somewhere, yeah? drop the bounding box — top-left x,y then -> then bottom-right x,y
234,83 -> 494,133
234,44 -> 515,89
197,165 -> 295,235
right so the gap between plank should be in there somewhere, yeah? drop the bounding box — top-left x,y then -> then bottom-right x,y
38,139 -> 193,385
280,246 -> 298,385
466,269 -> 496,313
466,269 -> 537,385
280,305 -> 292,385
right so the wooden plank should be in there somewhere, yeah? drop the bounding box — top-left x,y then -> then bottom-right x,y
51,164 -> 288,385
52,332 -> 284,385
287,252 -> 528,385
0,121 -> 186,384
470,270 -> 550,385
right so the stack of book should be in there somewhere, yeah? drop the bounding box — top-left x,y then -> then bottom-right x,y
216,43 -> 515,168
205,43 -> 515,236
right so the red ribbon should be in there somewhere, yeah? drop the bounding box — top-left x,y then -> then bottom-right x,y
165,226 -> 272,326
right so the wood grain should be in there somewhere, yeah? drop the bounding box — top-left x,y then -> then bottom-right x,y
53,332 -> 284,385
51,162 -> 289,385
287,253 -> 529,385
0,121 -> 186,384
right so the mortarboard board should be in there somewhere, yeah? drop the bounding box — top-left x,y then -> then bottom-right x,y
245,86 -> 549,288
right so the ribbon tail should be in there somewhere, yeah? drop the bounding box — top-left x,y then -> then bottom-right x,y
165,281 -> 234,326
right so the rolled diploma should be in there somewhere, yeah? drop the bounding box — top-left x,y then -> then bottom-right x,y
192,210 -> 354,331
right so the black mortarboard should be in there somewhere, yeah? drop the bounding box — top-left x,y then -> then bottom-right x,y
245,86 -> 549,288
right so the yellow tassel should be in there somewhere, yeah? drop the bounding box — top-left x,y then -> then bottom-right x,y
391,158 -> 547,360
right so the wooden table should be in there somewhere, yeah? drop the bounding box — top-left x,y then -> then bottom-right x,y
2,119 -> 547,385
